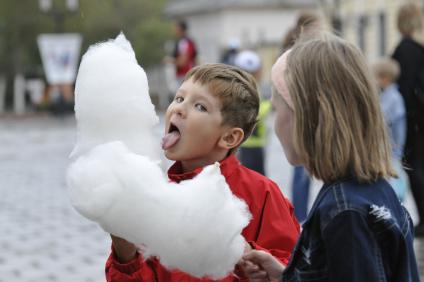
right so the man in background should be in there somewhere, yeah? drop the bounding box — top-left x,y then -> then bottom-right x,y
170,20 -> 197,86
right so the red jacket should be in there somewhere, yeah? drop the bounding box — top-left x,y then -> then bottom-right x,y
106,154 -> 300,281
173,36 -> 197,77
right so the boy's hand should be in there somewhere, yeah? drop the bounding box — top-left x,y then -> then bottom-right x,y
241,250 -> 285,282
110,235 -> 137,263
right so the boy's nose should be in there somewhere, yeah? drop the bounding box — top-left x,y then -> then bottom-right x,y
173,102 -> 186,118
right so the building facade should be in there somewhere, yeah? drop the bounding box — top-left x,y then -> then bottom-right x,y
321,0 -> 423,61
157,0 -> 423,105
164,0 -> 318,84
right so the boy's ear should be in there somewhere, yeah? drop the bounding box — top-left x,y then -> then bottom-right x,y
218,127 -> 244,150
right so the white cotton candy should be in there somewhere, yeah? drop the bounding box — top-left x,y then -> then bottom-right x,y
68,141 -> 250,278
67,33 -> 251,279
70,32 -> 159,160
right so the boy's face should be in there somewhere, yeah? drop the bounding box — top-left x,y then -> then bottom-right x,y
173,23 -> 184,38
163,78 -> 231,165
376,74 -> 391,90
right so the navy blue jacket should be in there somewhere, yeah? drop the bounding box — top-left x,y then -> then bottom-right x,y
283,177 -> 419,282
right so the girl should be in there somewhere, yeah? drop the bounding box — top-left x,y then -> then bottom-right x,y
242,33 -> 419,282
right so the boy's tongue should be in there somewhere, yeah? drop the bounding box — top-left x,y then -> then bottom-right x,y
161,131 -> 181,150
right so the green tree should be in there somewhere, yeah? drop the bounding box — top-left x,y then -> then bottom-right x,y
0,0 -> 171,108
67,0 -> 172,67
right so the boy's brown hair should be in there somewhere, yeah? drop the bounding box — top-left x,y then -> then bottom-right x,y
372,58 -> 400,82
184,63 -> 259,144
285,33 -> 395,183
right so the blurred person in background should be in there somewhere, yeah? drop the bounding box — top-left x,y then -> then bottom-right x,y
281,10 -> 322,222
221,38 -> 240,66
234,50 -> 272,175
392,2 -> 424,236
165,20 -> 198,87
47,84 -> 74,115
372,58 -> 409,202
281,11 -> 321,52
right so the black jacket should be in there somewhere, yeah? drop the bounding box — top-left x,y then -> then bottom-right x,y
392,37 -> 424,127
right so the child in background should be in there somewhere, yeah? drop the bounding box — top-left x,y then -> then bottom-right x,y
234,50 -> 272,175
242,33 -> 419,282
373,58 -> 409,201
106,63 -> 300,281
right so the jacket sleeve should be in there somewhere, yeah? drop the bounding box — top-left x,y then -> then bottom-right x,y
322,210 -> 383,282
105,247 -> 158,282
248,182 -> 300,266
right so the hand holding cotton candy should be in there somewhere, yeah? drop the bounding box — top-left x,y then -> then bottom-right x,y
68,141 -> 250,278
67,33 -> 251,279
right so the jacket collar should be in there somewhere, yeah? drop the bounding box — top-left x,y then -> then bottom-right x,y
167,154 -> 239,182
302,175 -> 356,227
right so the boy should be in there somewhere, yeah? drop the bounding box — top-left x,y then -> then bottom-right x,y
105,64 -> 300,281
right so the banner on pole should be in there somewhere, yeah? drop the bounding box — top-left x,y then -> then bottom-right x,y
37,33 -> 82,84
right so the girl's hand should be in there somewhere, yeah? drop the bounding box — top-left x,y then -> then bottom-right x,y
239,259 -> 269,282
242,250 -> 285,282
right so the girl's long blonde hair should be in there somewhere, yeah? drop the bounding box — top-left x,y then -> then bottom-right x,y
285,33 -> 395,183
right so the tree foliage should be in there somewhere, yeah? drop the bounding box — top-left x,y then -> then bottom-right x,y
68,0 -> 171,68
0,0 -> 171,77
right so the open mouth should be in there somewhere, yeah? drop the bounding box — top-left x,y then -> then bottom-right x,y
168,123 -> 179,134
162,122 -> 181,150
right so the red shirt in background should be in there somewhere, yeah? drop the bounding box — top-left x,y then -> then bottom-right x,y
174,36 -> 197,78
106,154 -> 300,281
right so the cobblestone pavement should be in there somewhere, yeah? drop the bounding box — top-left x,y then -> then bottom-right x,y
0,115 -> 423,281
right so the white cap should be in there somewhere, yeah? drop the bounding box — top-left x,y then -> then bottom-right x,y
234,50 -> 261,73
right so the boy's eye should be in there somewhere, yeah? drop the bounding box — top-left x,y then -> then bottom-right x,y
195,103 -> 207,112
175,96 -> 183,103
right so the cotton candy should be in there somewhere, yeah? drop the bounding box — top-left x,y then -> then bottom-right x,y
67,33 -> 251,279
70,33 -> 159,160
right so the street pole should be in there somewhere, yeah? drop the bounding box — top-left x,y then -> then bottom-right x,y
13,74 -> 25,115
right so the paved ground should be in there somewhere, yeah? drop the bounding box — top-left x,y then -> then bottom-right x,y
0,114 -> 423,281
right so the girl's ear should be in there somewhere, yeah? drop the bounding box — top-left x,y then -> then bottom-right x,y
218,127 -> 245,150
